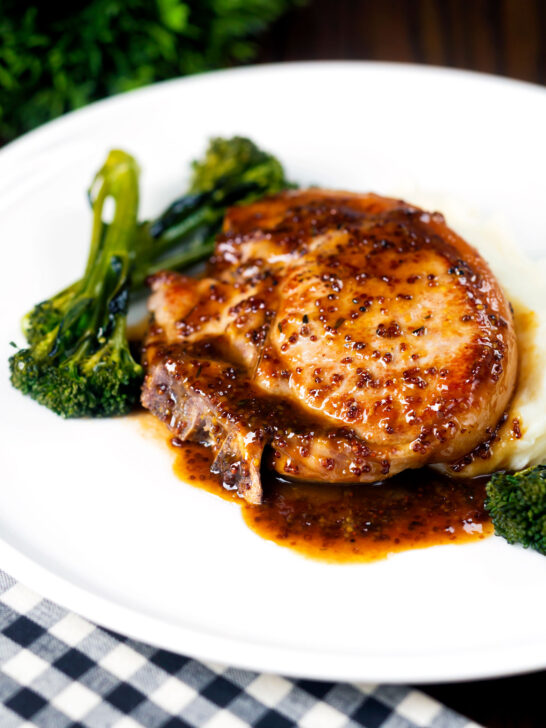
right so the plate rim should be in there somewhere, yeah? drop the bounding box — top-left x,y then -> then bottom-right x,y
3,537 -> 546,684
1,59 -> 545,164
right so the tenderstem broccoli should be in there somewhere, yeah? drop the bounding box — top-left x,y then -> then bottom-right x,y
9,136 -> 293,417
130,136 -> 293,287
485,465 -> 546,555
9,149 -> 143,417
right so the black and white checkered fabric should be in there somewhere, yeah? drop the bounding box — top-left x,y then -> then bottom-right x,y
0,572 -> 481,728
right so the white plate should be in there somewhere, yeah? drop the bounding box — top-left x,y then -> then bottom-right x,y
2,62 -> 546,684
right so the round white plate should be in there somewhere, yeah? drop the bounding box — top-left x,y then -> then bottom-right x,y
1,62 -> 546,684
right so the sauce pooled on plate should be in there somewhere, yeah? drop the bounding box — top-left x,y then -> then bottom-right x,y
171,438 -> 492,563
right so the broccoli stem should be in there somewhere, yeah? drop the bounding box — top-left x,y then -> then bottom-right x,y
131,201 -> 220,287
135,238 -> 216,287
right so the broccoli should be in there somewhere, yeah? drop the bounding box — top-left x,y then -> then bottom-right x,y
9,149 -> 143,417
485,465 -> 546,555
189,135 -> 289,196
21,281 -> 79,347
9,136 -> 293,417
130,136 -> 293,287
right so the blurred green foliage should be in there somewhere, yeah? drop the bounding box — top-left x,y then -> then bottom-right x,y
0,0 -> 302,143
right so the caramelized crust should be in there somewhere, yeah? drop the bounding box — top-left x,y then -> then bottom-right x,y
142,190 -> 517,502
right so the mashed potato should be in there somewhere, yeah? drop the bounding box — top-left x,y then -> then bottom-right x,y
392,189 -> 546,475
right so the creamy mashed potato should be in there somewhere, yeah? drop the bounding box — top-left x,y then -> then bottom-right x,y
392,189 -> 546,475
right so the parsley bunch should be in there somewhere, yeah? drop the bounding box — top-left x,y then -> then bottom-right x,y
0,0 -> 301,143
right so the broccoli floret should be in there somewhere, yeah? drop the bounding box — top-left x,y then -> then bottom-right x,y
485,465 -> 546,554
9,150 -> 143,417
189,136 -> 289,197
21,281 -> 79,346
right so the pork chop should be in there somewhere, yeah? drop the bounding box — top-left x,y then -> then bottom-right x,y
142,190 -> 517,503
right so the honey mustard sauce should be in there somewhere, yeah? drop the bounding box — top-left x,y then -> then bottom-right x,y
171,437 -> 492,563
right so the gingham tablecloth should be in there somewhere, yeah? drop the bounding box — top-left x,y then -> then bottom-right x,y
0,572 -> 481,728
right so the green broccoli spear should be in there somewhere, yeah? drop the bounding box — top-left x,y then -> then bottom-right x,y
486,465 -> 546,554
9,149 -> 143,417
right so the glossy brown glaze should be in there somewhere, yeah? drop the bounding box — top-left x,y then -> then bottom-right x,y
171,438 -> 492,563
445,304 -> 536,478
142,190 -> 517,503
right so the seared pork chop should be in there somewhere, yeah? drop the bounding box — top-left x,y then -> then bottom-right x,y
142,190 -> 517,503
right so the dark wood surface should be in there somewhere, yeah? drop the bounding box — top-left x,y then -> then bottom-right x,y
257,2 -> 545,727
257,0 -> 546,84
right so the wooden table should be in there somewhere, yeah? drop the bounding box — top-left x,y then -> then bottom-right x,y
258,2 -> 546,726
258,0 -> 545,85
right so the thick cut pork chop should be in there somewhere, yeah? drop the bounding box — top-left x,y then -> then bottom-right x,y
142,190 -> 517,503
